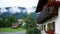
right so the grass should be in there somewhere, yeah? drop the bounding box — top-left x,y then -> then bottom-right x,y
0,27 -> 26,32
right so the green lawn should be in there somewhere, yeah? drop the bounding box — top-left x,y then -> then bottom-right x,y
0,27 -> 26,32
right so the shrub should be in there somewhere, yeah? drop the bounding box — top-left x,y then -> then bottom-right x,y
23,14 -> 39,34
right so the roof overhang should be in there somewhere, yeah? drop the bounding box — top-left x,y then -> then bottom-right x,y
36,0 -> 60,13
48,0 -> 60,6
56,0 -> 60,6
36,0 -> 48,13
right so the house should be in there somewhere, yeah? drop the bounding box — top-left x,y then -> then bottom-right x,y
12,23 -> 19,29
12,19 -> 24,29
18,19 -> 24,24
36,0 -> 60,34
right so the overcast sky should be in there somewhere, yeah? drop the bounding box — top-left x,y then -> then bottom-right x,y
0,0 -> 39,8
0,0 -> 39,14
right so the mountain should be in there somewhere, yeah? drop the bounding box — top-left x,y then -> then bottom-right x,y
14,11 -> 28,19
1,12 -> 11,18
0,7 -> 38,20
30,12 -> 38,19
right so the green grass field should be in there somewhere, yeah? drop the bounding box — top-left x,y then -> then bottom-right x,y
0,27 -> 26,32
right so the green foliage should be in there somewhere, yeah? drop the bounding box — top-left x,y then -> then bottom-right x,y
4,16 -> 16,27
8,16 -> 16,23
23,14 -> 39,34
0,16 -> 16,27
0,17 -> 4,27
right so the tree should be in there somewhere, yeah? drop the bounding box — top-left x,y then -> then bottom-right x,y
4,16 -> 16,27
8,16 -> 16,26
0,17 -> 5,27
23,14 -> 39,34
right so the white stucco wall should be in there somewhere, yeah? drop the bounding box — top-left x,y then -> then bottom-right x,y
42,7 -> 60,34
41,16 -> 57,34
43,7 -> 60,34
41,7 -> 60,34
55,7 -> 60,34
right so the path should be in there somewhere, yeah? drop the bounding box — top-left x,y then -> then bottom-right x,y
0,31 -> 25,34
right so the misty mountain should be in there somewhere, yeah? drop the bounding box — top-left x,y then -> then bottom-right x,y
30,12 -> 38,19
0,11 -> 28,20
13,11 -> 28,20
1,12 -> 11,18
0,7 -> 38,20
0,12 -> 38,20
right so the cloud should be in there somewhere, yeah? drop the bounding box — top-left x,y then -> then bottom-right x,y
0,0 -> 39,8
0,0 -> 39,14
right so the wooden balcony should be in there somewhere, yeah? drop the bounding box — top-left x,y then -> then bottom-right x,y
37,5 -> 58,24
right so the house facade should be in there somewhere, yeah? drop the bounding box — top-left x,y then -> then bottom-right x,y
36,0 -> 60,34
18,19 -> 24,24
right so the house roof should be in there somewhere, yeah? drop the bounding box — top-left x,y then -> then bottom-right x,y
36,0 -> 48,13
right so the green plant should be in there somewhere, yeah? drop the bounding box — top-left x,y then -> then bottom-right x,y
0,17 -> 5,27
3,16 -> 16,27
23,14 -> 39,34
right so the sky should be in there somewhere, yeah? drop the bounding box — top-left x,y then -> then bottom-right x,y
0,0 -> 39,8
0,0 -> 39,14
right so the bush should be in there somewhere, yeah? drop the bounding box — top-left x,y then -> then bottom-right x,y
0,17 -> 5,27
0,16 -> 16,27
4,16 -> 16,27
23,14 -> 39,34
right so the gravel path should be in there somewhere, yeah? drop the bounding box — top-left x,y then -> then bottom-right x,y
0,31 -> 25,34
